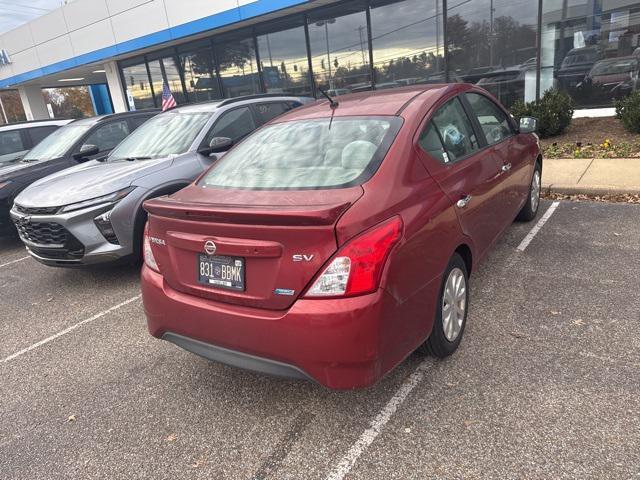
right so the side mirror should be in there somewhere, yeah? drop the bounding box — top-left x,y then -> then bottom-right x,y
519,117 -> 538,134
209,136 -> 233,153
73,144 -> 99,161
197,137 -> 233,157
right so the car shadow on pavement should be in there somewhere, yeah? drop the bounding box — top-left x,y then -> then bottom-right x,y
0,233 -> 22,249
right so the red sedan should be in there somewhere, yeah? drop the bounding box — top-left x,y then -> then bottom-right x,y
141,84 -> 541,390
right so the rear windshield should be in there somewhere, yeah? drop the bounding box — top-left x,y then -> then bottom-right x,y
199,117 -> 402,190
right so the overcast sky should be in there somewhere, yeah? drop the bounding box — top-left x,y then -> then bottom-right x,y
0,0 -> 63,35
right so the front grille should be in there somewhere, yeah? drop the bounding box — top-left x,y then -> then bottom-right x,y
29,245 -> 85,260
16,221 -> 68,246
15,204 -> 59,215
14,217 -> 85,261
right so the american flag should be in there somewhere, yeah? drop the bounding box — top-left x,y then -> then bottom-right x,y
161,82 -> 177,111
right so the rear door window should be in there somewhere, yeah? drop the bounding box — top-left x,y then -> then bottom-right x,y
82,120 -> 130,153
253,102 -> 291,124
0,130 -> 25,156
27,126 -> 58,146
418,122 -> 448,163
465,93 -> 513,145
431,98 -> 479,162
205,107 -> 256,145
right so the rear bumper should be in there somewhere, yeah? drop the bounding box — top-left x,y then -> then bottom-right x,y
142,265 -> 400,390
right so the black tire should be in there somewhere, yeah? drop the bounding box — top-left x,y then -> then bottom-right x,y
516,161 -> 542,222
419,253 -> 469,358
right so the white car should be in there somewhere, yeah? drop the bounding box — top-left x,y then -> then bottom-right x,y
0,119 -> 73,165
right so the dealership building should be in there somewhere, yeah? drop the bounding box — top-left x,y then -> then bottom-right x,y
0,0 -> 638,122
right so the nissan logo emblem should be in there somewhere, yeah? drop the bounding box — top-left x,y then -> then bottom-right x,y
204,240 -> 217,256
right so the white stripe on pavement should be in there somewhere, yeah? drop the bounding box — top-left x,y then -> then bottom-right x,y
325,360 -> 432,480
1,295 -> 141,364
517,201 -> 560,252
0,256 -> 29,269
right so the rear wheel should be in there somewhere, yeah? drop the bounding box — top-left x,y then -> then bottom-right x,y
419,253 -> 469,358
516,162 -> 541,222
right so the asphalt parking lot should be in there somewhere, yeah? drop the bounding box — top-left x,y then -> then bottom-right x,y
1,199 -> 639,480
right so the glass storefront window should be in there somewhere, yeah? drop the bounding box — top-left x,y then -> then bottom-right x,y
308,3 -> 371,95
256,23 -> 313,96
370,0 -> 444,88
117,0 -> 640,113
542,1 -> 640,108
161,56 -> 187,104
180,47 -> 223,102
121,62 -> 155,110
0,90 -> 26,124
147,59 -> 164,107
147,55 -> 186,106
446,0 -> 539,107
216,35 -> 262,98
42,87 -> 95,119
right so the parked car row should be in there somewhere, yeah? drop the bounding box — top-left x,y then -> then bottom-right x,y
6,96 -> 311,265
1,86 -> 542,390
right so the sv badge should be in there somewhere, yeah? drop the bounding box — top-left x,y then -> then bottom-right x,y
292,254 -> 315,262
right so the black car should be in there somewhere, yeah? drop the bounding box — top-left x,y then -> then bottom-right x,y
0,110 -> 158,235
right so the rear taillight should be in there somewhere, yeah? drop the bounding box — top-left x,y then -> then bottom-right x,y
143,222 -> 159,272
305,216 -> 403,298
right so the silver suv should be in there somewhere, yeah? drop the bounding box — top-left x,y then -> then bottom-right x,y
11,95 -> 313,266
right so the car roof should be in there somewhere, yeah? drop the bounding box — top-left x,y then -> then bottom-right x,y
0,119 -> 73,132
68,109 -> 160,127
168,94 -> 314,114
273,85 -> 453,121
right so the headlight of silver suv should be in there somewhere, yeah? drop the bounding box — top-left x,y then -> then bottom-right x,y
58,187 -> 135,214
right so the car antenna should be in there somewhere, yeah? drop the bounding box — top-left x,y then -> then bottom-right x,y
318,87 -> 339,109
318,88 -> 339,129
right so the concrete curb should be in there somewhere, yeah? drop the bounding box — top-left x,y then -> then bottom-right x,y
542,183 -> 640,196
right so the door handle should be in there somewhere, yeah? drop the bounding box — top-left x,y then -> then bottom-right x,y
456,195 -> 472,209
501,163 -> 512,172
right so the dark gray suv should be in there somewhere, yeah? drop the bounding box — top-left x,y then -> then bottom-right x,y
11,95 -> 313,266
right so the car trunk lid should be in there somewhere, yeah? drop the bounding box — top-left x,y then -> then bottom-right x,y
144,185 -> 363,310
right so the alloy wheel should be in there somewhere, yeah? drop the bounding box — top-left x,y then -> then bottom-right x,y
531,170 -> 541,213
442,267 -> 466,342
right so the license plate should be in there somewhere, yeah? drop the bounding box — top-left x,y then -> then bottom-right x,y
197,254 -> 245,291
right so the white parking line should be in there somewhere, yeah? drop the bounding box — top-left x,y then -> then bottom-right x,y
517,201 -> 560,252
325,360 -> 432,480
0,256 -> 29,269
1,295 -> 141,364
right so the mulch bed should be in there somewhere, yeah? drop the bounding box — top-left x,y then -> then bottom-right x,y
542,192 -> 640,204
540,117 -> 640,159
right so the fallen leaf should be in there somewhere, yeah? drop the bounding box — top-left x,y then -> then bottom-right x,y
572,319 -> 585,326
550,310 -> 561,316
67,415 -> 76,423
165,434 -> 177,442
509,331 -> 525,339
613,232 -> 621,237
445,382 -> 458,388
404,427 -> 411,433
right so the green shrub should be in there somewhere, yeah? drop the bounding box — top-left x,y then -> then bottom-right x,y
614,91 -> 640,133
510,88 -> 574,138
